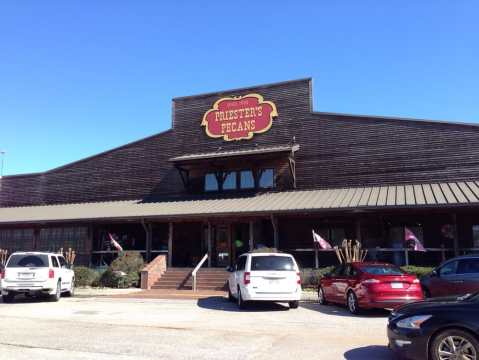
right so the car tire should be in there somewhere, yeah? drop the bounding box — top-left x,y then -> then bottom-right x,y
227,283 -> 235,302
430,328 -> 479,360
2,293 -> 14,303
289,301 -> 299,309
422,286 -> 431,298
318,286 -> 328,305
50,281 -> 61,302
347,291 -> 360,315
237,288 -> 247,310
64,279 -> 75,297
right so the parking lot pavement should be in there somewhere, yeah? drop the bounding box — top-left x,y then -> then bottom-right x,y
0,296 -> 392,360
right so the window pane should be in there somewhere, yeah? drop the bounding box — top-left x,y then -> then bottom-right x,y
204,173 -> 219,191
259,169 -> 274,188
240,170 -> 254,189
251,256 -> 295,271
223,171 -> 237,190
439,261 -> 458,276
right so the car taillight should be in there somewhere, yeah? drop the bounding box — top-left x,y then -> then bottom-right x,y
0,270 -> 4,280
362,278 -> 380,285
49,269 -> 55,279
412,279 -> 420,284
243,272 -> 250,285
296,272 -> 301,285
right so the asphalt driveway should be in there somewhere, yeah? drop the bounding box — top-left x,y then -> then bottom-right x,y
0,295 -> 392,359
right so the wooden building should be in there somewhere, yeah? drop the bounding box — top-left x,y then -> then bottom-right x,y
1,78 -> 479,269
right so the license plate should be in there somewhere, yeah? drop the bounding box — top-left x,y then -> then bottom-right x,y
267,279 -> 280,285
19,273 -> 34,279
391,282 -> 403,289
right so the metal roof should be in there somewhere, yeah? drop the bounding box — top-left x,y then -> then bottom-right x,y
169,144 -> 299,162
1,180 -> 479,224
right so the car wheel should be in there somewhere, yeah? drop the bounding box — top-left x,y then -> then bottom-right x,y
347,291 -> 360,315
65,279 -> 75,297
318,286 -> 328,305
431,329 -> 479,360
50,281 -> 61,302
237,288 -> 247,310
2,293 -> 14,303
227,283 -> 235,302
289,301 -> 299,309
422,286 -> 431,298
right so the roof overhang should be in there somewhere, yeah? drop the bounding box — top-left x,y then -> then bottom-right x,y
169,144 -> 299,163
1,180 -> 479,225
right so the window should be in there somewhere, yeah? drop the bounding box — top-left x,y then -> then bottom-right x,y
204,173 -> 219,192
250,256 -> 295,271
473,225 -> 479,248
51,256 -> 60,268
439,261 -> 458,276
259,169 -> 274,189
236,256 -> 247,271
359,265 -> 404,276
223,171 -> 237,190
457,259 -> 479,274
7,254 -> 49,268
240,170 -> 254,189
58,256 -> 67,268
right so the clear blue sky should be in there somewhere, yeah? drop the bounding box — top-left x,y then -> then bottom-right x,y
1,1 -> 477,175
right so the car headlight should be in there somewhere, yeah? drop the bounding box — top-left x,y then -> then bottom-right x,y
396,315 -> 432,329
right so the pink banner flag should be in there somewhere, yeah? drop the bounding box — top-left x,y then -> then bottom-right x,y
108,233 -> 123,252
312,230 -> 332,250
405,228 -> 426,252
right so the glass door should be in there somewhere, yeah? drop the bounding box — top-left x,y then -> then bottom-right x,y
215,225 -> 231,267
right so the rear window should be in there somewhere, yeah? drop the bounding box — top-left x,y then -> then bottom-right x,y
7,254 -> 49,268
251,256 -> 295,271
359,265 -> 404,276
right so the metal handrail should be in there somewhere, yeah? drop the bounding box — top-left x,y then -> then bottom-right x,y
192,253 -> 209,292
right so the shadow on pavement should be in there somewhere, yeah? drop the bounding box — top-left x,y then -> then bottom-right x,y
197,296 -> 290,312
300,301 -> 390,318
344,346 -> 393,360
0,294 -> 53,304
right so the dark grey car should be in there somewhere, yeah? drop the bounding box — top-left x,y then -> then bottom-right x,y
421,255 -> 479,297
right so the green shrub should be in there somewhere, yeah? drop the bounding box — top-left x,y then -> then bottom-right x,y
401,265 -> 434,278
106,251 -> 144,288
73,266 -> 100,287
99,268 -> 130,288
300,267 -> 335,287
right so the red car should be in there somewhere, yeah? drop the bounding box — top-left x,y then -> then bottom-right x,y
317,262 -> 424,314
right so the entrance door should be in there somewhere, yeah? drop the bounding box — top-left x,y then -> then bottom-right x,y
214,225 -> 231,267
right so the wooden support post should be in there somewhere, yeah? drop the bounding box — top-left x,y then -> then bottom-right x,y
314,249 -> 319,269
452,213 -> 459,256
249,221 -> 254,251
355,219 -> 362,243
404,248 -> 409,266
141,220 -> 152,262
207,222 -> 212,267
168,222 -> 173,267
271,214 -> 279,249
441,244 -> 446,262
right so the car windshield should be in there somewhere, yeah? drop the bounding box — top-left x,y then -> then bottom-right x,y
7,254 -> 49,268
359,265 -> 404,276
251,256 -> 295,271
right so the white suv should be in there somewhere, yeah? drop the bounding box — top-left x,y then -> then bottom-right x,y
227,252 -> 302,309
1,252 -> 75,303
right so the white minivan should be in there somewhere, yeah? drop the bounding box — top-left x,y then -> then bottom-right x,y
227,252 -> 302,309
1,252 -> 75,303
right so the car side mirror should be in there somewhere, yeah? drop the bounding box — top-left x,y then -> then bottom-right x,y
431,269 -> 438,277
226,266 -> 234,272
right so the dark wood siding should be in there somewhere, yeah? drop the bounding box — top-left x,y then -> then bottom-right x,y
2,78 -> 479,207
